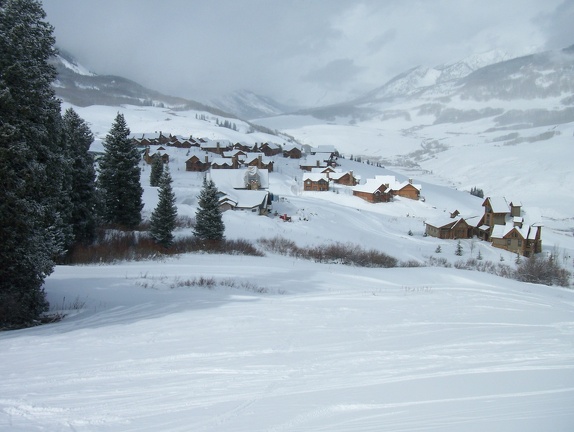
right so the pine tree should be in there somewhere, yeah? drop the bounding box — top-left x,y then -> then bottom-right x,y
0,0 -> 65,326
149,154 -> 164,187
61,108 -> 97,245
97,113 -> 143,229
455,240 -> 463,256
150,167 -> 178,248
193,178 -> 225,241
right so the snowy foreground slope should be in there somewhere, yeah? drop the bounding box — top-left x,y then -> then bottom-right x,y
1,256 -> 574,431
1,103 -> 574,431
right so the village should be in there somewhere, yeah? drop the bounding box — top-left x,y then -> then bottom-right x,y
133,131 -> 542,257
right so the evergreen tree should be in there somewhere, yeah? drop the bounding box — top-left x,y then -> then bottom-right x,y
0,0 -> 65,326
61,108 -> 97,245
193,178 -> 225,241
455,240 -> 463,256
97,113 -> 143,229
150,167 -> 178,248
149,154 -> 164,187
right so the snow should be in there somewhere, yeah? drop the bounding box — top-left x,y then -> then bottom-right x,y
2,102 -> 573,431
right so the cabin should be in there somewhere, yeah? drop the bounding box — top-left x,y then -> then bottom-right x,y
217,190 -> 270,215
143,147 -> 169,165
243,154 -> 274,172
185,154 -> 211,172
329,170 -> 358,186
210,157 -> 236,170
300,157 -> 328,171
352,179 -> 392,203
303,173 -> 329,191
259,142 -> 282,156
200,140 -> 232,155
490,223 -> 542,257
283,145 -> 302,159
425,216 -> 473,239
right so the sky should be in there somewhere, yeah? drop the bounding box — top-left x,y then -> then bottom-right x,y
41,0 -> 574,107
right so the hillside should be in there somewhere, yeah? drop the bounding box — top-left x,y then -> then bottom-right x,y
3,44 -> 572,431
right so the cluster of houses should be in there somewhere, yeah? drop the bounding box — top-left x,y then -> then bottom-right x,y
132,132 -> 302,175
424,197 -> 542,257
133,132 -> 542,256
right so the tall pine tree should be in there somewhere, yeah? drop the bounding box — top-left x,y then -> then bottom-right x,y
193,178 -> 225,241
97,113 -> 143,229
149,153 -> 164,187
150,167 -> 178,248
61,107 -> 97,245
0,0 -> 65,327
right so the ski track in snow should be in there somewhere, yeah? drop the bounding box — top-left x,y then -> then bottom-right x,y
2,257 -> 574,431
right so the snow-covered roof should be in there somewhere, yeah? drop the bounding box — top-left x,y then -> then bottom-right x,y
353,178 -> 389,194
329,171 -> 354,181
209,167 -> 269,190
303,173 -> 328,182
485,197 -> 509,213
219,190 -> 268,210
300,157 -> 326,167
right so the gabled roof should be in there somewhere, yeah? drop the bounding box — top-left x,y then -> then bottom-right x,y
209,167 -> 269,189
353,178 -> 389,194
483,196 -> 509,213
303,173 -> 328,182
219,190 -> 268,210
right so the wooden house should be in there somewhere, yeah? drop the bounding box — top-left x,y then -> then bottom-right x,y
283,145 -> 302,159
425,216 -> 473,239
259,142 -> 282,156
329,170 -> 358,186
352,179 -> 392,203
490,223 -> 542,257
185,154 -> 211,172
211,157 -> 235,170
303,173 -> 329,191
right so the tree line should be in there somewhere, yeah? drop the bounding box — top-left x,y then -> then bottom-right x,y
0,0 -> 224,328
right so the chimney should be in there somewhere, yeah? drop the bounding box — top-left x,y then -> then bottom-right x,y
204,154 -> 209,163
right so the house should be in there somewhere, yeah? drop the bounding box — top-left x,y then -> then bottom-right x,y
300,157 -> 328,171
374,175 -> 421,200
243,154 -> 274,172
394,179 -> 422,200
200,139 -> 232,155
352,179 -> 392,203
303,173 -> 329,191
310,145 -> 338,159
143,147 -> 169,165
425,215 -> 474,239
259,142 -> 283,156
477,196 -> 542,256
185,154 -> 211,172
217,190 -> 270,215
329,170 -> 358,186
283,145 -> 302,159
490,223 -> 542,256
209,167 -> 269,191
210,157 -> 236,170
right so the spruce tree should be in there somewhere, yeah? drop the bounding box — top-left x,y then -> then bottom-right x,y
150,167 -> 178,248
0,0 -> 65,326
97,113 -> 143,229
61,108 -> 97,245
149,153 -> 164,187
193,178 -> 225,241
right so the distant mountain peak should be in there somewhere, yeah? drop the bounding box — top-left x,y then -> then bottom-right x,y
210,89 -> 298,120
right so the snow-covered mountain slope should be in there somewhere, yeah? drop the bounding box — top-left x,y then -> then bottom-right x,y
255,45 -> 574,227
1,96 -> 573,431
210,89 -> 298,120
50,51 -> 236,118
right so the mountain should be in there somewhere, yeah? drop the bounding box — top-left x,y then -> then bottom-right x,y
210,89 -> 298,120
50,50 -> 237,118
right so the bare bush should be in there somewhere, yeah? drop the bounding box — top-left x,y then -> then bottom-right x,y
258,237 -> 398,268
515,255 -> 571,287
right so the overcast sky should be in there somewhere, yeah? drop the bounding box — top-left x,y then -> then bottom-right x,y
41,0 -> 573,107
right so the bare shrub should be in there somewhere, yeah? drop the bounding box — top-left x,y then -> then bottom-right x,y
427,256 -> 452,268
515,255 -> 571,287
66,228 -> 263,264
259,237 -> 398,268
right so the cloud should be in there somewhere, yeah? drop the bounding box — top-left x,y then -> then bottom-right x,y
41,0 -> 569,107
303,59 -> 364,90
